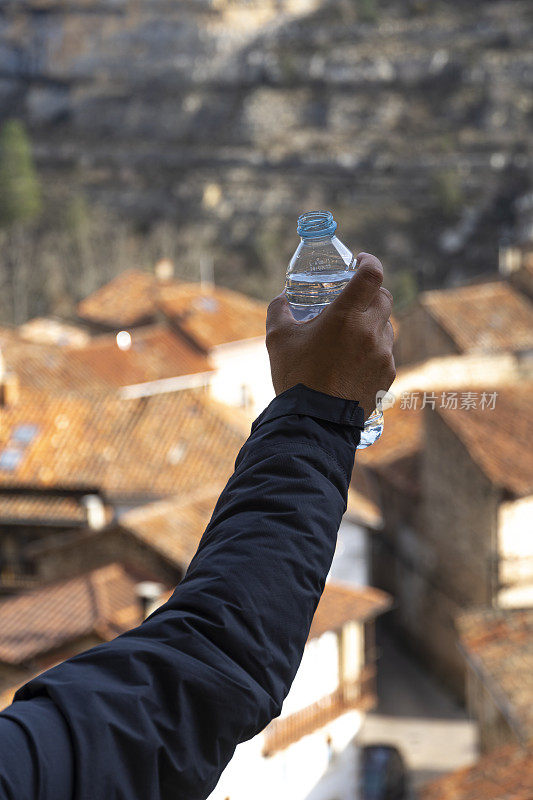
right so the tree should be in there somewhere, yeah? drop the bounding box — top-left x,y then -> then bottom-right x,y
0,119 -> 42,227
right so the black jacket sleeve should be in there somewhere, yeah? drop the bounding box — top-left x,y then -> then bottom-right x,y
0,384 -> 364,800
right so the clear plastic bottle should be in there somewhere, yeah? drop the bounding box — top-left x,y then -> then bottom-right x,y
285,210 -> 384,450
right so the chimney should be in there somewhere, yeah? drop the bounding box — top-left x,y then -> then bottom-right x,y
155,258 -> 175,283
200,255 -> 214,290
498,243 -> 522,276
0,367 -> 20,408
135,581 -> 165,620
82,494 -> 107,530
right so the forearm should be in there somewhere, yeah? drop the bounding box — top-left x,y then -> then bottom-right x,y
0,385 -> 363,800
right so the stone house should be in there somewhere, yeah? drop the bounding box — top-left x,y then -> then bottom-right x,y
355,382 -> 533,697
77,266 -> 273,417
0,562 -> 165,710
499,241 -> 533,302
456,607 -> 533,755
420,741 -> 533,800
394,281 -> 533,368
196,582 -> 391,800
30,489 -> 221,588
0,386 -> 244,587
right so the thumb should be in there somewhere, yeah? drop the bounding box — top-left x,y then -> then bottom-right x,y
332,253 -> 384,314
266,292 -> 296,335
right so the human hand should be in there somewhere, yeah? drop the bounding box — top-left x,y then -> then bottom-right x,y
266,253 -> 395,420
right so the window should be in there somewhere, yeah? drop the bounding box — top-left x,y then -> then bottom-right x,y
12,423 -> 40,445
0,449 -> 23,471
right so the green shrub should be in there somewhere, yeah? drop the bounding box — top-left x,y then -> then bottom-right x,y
0,119 -> 42,227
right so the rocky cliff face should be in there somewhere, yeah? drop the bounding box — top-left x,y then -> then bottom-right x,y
0,0 -> 532,303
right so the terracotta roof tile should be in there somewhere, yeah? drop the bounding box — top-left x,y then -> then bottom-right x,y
309,582 -> 391,640
355,402 -> 424,495
72,324 -> 213,388
120,489 -> 220,573
457,608 -> 533,742
18,318 -> 91,348
77,270 -> 159,328
420,742 -> 533,800
0,493 -> 88,525
0,329 -> 110,397
420,282 -> 533,354
437,383 -> 533,497
76,270 -> 268,349
158,283 -> 267,350
0,563 -> 151,664
0,390 -> 245,498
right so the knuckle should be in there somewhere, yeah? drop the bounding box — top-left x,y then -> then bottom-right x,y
380,287 -> 394,305
265,326 -> 280,349
361,263 -> 383,288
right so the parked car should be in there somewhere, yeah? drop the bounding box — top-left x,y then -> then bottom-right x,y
359,744 -> 408,800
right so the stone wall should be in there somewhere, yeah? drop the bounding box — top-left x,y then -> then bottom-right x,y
421,409 -> 500,607
32,525 -> 182,587
394,303 -> 459,366
370,406 -> 502,697
465,664 -> 521,754
0,0 -> 531,316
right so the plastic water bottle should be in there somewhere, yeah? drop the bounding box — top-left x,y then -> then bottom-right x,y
285,210 -> 384,450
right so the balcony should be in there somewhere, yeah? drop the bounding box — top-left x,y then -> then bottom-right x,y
262,664 -> 376,757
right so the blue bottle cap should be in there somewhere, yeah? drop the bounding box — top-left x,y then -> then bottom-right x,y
297,210 -> 337,239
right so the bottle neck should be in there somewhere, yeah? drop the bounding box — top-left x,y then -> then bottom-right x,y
300,234 -> 336,245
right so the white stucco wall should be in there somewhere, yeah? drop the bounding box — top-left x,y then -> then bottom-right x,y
208,337 -> 274,419
207,624 -> 366,800
208,710 -> 363,800
497,495 -> 533,608
281,631 -> 339,717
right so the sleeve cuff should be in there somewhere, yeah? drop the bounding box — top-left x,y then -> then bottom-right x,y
251,384 -> 365,434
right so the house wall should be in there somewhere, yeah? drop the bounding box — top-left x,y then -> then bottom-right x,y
421,411 -> 500,608
207,710 -> 363,800
209,338 -> 274,419
207,621 -> 369,800
497,496 -> 533,608
465,664 -> 520,755
282,631 -> 339,717
392,351 -> 531,395
394,304 -> 459,367
31,526 -> 181,587
371,410 -> 501,698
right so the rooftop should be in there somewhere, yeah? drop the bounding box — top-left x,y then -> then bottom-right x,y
355,401 -> 424,495
457,607 -> 533,743
72,324 -> 213,388
437,383 -> 533,497
76,269 -> 267,349
119,489 -> 221,573
0,390 -> 245,499
157,282 -> 267,350
0,328 -> 110,397
77,269 -> 159,328
0,562 -> 156,665
0,492 -> 92,526
420,742 -> 533,800
18,317 -> 91,348
309,582 -> 391,640
420,281 -> 533,355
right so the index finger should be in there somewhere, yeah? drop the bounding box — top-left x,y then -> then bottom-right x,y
332,253 -> 384,314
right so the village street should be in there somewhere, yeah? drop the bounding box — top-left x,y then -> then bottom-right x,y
330,522 -> 477,797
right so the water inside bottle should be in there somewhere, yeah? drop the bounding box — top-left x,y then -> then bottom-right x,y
285,270 -> 352,321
